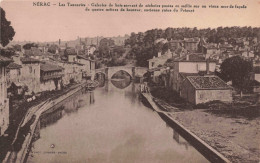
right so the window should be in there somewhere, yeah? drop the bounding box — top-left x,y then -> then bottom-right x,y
29,67 -> 32,73
152,62 -> 155,67
18,69 -> 21,76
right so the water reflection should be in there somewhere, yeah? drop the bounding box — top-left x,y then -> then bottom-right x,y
40,90 -> 95,129
27,81 -> 209,163
110,79 -> 131,89
94,72 -> 106,87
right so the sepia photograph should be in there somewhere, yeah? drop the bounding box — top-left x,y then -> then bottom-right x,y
0,0 -> 259,162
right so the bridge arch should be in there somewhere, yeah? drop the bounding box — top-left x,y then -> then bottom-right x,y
93,66 -> 148,80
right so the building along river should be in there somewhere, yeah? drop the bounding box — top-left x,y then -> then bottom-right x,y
26,79 -> 209,163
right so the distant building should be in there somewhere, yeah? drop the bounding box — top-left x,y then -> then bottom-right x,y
242,51 -> 255,59
202,43 -> 220,58
168,40 -> 183,51
67,53 -> 78,63
0,56 -> 12,136
183,38 -> 200,52
77,55 -> 96,75
180,76 -> 233,104
219,44 -> 234,53
148,51 -> 172,69
86,46 -> 96,56
40,64 -> 64,92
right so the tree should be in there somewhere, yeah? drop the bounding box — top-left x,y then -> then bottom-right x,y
23,43 -> 38,50
220,56 -> 253,96
98,38 -> 114,58
48,44 -> 59,54
0,7 -> 15,47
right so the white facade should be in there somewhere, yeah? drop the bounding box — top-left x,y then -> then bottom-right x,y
0,66 -> 9,136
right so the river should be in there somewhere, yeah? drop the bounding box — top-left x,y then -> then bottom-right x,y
26,80 -> 209,163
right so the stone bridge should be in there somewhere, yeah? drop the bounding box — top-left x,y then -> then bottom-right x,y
92,66 -> 148,80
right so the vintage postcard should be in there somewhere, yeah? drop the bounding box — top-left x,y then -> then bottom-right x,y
0,0 -> 259,162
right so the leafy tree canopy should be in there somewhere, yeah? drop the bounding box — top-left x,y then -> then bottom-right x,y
0,7 -> 15,47
23,43 -> 38,50
220,56 -> 253,91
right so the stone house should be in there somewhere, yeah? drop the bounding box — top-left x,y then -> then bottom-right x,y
180,75 -> 233,104
6,62 -> 22,87
77,55 -> 96,75
170,55 -> 216,93
13,57 -> 41,94
6,62 -> 23,96
45,58 -> 83,86
40,64 -> 64,92
0,56 -> 12,136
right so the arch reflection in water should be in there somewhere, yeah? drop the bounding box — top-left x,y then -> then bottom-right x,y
110,70 -> 132,89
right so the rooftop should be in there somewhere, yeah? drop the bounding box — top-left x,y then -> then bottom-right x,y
186,76 -> 232,90
21,57 -> 40,63
7,62 -> 22,69
179,72 -> 215,78
175,54 -> 216,62
40,64 -> 63,72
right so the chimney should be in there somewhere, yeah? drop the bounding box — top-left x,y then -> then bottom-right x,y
206,59 -> 210,75
59,39 -> 61,46
186,54 -> 189,61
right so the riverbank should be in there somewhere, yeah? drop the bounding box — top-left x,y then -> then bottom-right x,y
141,93 -> 230,163
151,92 -> 260,162
1,81 -> 88,163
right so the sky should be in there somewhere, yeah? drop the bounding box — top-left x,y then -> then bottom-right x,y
1,0 -> 260,42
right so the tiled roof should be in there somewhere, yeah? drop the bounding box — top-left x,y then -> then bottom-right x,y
175,54 -> 216,62
40,64 -> 63,72
179,72 -> 215,78
20,57 -> 40,63
186,76 -> 232,90
7,62 -> 22,69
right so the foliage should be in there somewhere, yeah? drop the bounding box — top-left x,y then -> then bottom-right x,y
64,48 -> 76,56
107,58 -> 126,67
219,56 -> 253,92
98,38 -> 115,58
0,47 -> 16,58
23,43 -> 38,50
12,44 -> 22,51
0,7 -> 15,47
47,44 -> 59,54
125,27 -> 260,67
